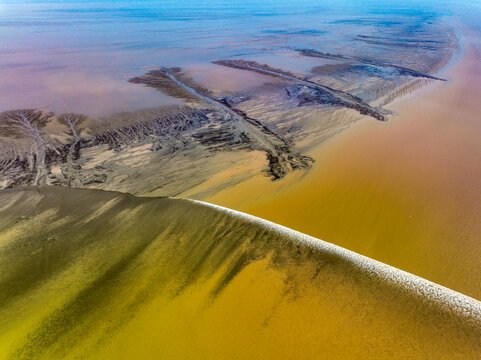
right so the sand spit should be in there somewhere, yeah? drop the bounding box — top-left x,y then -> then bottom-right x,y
0,186 -> 479,359
296,49 -> 448,81
213,59 -> 388,121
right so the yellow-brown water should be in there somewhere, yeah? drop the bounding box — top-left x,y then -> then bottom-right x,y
0,187 -> 480,359
205,31 -> 481,300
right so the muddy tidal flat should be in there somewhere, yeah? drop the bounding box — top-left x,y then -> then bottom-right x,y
0,2 -> 457,195
0,1 -> 481,359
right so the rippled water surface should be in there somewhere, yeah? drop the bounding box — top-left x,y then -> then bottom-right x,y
0,0 -> 451,116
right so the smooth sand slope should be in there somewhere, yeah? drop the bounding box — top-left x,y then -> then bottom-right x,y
205,29 -> 481,300
0,187 -> 480,359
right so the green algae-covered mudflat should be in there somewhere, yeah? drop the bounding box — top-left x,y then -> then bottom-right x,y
0,187 -> 480,359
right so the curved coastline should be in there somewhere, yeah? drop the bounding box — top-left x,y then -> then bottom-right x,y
0,186 -> 479,359
203,25 -> 481,300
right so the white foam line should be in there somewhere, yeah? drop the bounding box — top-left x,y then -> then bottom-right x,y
185,198 -> 481,323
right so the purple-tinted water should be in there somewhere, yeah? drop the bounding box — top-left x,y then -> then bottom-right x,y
0,0 -> 458,116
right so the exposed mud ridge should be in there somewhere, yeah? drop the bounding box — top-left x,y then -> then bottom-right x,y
129,67 -> 214,102
129,68 -> 314,179
297,49 -> 447,81
354,35 -> 443,51
213,59 -> 388,121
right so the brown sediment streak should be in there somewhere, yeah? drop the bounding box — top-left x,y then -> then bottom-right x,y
213,59 -> 388,121
296,48 -> 448,81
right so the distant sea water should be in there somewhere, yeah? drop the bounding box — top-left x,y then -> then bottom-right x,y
0,0 -> 458,117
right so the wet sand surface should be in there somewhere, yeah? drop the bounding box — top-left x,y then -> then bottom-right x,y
0,187 -> 479,359
205,29 -> 481,300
